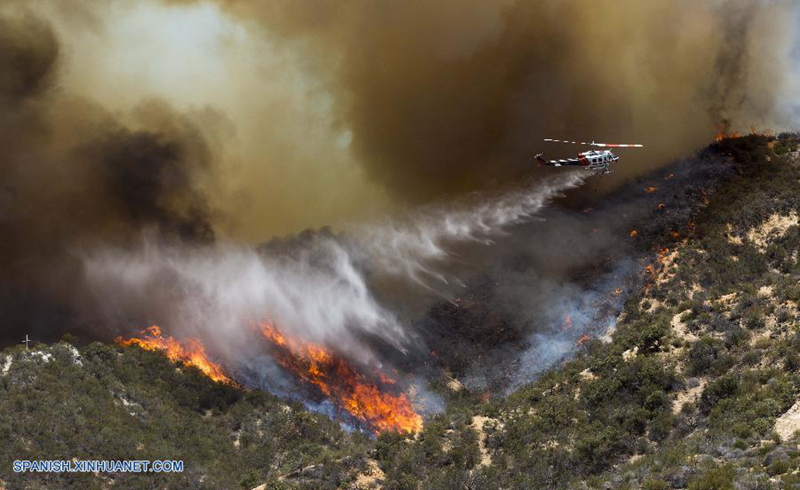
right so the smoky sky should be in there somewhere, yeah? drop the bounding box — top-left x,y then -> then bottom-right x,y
1,0 -> 799,346
216,0 -> 799,202
0,11 -> 219,343
7,0 -> 797,240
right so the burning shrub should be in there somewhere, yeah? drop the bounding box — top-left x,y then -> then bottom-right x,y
116,326 -> 233,385
260,324 -> 422,434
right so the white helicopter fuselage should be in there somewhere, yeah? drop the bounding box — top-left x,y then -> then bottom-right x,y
579,150 -> 619,172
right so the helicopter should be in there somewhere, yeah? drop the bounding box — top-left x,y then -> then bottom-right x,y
535,138 -> 643,176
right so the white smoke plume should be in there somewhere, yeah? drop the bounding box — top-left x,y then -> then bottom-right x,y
351,172 -> 586,287
83,172 -> 585,369
504,258 -> 636,393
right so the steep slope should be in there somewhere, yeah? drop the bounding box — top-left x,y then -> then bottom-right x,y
0,134 -> 797,490
0,343 -> 371,489
368,134 -> 798,489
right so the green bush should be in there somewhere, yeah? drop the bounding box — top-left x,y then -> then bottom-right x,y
642,479 -> 671,490
699,375 -> 739,415
768,459 -> 790,476
687,337 -> 722,376
687,464 -> 735,490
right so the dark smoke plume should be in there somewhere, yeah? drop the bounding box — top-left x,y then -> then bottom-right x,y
12,1 -> 797,240
0,11 -> 219,343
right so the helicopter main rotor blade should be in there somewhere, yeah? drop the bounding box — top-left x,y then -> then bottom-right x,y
543,138 -> 591,145
590,142 -> 644,148
543,138 -> 643,148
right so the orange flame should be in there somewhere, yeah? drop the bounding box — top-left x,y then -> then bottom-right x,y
641,263 -> 656,291
749,124 -> 772,137
260,323 -> 422,434
577,334 -> 592,346
715,130 -> 739,142
644,186 -> 658,193
716,122 -> 773,142
715,122 -> 740,142
657,203 -> 666,210
116,326 -> 233,384
561,314 -> 573,332
629,229 -> 639,237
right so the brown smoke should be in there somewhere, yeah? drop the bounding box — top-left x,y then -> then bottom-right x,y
16,0 -> 799,240
214,0 -> 797,202
0,10 -> 220,342
0,1 -> 798,342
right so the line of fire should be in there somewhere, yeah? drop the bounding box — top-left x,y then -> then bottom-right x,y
117,324 -> 423,434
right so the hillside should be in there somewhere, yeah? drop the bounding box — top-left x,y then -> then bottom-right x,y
1,134 -> 798,490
